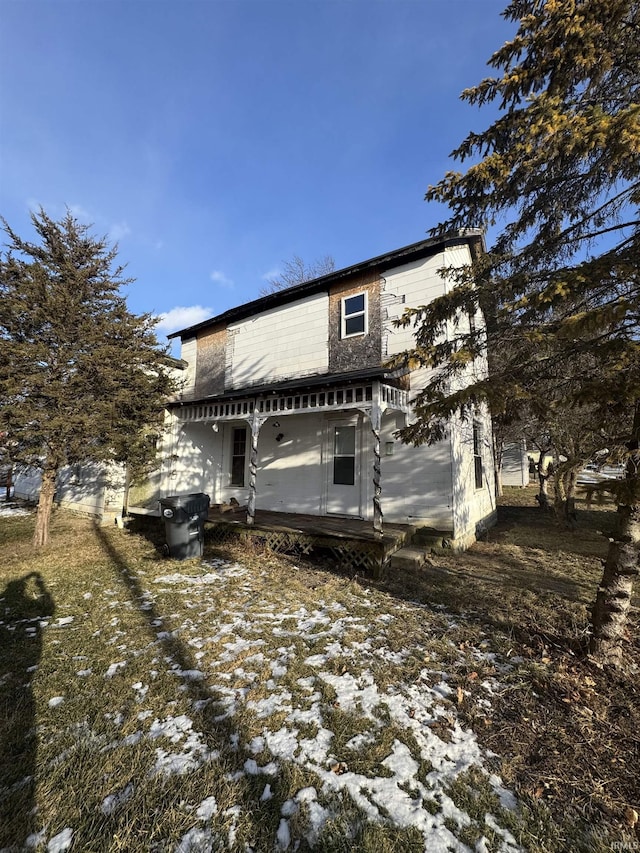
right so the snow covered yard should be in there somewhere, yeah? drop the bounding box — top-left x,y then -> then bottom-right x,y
2,501 -> 635,852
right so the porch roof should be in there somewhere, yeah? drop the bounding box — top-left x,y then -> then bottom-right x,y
171,372 -> 410,424
168,366 -> 407,410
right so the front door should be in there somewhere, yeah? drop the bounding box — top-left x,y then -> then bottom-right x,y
326,419 -> 362,517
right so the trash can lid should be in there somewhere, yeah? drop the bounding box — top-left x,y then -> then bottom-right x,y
160,493 -> 210,507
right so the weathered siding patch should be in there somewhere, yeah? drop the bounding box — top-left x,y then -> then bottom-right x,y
328,272 -> 381,373
195,325 -> 226,397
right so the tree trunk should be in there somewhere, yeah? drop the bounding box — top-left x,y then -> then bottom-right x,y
33,466 -> 57,547
535,449 -> 551,509
590,435 -> 640,667
589,501 -> 640,667
493,436 -> 504,497
553,464 -> 579,529
564,468 -> 578,529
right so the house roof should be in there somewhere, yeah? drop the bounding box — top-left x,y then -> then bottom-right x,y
168,230 -> 484,340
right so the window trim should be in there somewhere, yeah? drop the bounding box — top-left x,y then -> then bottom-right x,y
333,424 -> 356,486
230,426 -> 247,487
341,291 -> 368,339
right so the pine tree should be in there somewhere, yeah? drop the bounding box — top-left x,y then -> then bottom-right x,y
0,208 -> 176,547
397,0 -> 640,666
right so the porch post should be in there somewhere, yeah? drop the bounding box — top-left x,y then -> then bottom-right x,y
370,400 -> 383,536
246,409 -> 266,526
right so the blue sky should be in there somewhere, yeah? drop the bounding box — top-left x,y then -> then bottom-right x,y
0,0 -> 514,346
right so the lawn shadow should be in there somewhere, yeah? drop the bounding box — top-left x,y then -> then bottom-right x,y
90,521 -> 284,845
373,501 -> 619,656
0,572 -> 55,850
121,513 -> 166,549
91,521 -> 232,735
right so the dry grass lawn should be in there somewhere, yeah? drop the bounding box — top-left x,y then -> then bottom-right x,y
0,485 -> 638,852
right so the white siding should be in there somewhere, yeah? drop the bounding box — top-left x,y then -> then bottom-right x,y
383,252 -> 448,357
502,441 -> 530,487
257,411 -> 454,525
57,462 -> 127,520
13,462 -> 126,523
177,337 -> 197,398
383,243 -> 483,391
376,412 -> 455,529
168,415 -> 324,514
227,293 -> 329,389
450,405 -> 497,542
13,467 -> 42,501
443,242 -> 473,275
257,414 -> 324,515
164,421 -> 225,501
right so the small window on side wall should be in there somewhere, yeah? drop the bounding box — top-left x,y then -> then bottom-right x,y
341,292 -> 367,338
473,421 -> 483,489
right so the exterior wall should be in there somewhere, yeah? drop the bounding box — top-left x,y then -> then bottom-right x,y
450,404 -> 497,544
195,325 -> 226,397
382,251 -> 448,359
161,409 -> 459,528
256,413 -> 325,515
328,272 -> 381,372
178,337 -> 198,399
502,441 -> 530,487
377,241 -> 497,538
376,411 -> 455,529
226,293 -> 329,390
164,414 -> 325,514
56,464 -> 107,517
163,420 -> 226,502
57,463 -> 128,521
381,250 -> 450,395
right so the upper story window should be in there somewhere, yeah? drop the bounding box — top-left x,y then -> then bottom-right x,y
341,292 -> 368,338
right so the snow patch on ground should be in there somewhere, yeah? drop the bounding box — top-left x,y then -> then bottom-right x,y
46,827 -> 73,852
0,499 -> 30,517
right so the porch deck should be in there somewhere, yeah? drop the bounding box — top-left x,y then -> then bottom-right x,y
127,503 -> 416,576
205,507 -> 415,576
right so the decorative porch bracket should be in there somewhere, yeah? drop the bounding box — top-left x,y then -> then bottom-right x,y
244,410 -> 268,525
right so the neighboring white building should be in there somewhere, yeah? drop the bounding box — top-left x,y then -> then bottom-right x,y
501,441 -> 530,488
154,234 -> 496,548
13,461 -> 127,523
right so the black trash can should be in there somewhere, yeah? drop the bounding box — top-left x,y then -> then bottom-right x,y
159,493 -> 210,559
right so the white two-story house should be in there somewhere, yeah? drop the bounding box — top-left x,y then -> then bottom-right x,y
159,233 -> 496,549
